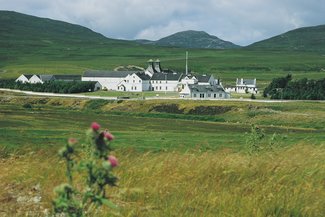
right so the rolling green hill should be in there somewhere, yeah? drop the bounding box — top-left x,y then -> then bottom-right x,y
0,10 -> 325,87
247,25 -> 325,52
136,30 -> 240,49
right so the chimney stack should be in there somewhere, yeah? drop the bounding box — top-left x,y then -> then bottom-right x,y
154,59 -> 162,73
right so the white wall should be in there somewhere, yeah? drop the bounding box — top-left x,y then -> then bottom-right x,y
180,76 -> 197,85
191,90 -> 230,99
235,86 -> 258,94
82,77 -> 124,91
29,75 -> 43,84
15,75 -> 29,83
119,73 -> 143,92
150,80 -> 179,92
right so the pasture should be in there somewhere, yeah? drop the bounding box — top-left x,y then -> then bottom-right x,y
0,91 -> 324,216
1,47 -> 325,88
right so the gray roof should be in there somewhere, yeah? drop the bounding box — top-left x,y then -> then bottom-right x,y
189,84 -> 224,93
151,72 -> 183,81
53,75 -> 81,81
39,75 -> 54,81
181,74 -> 212,82
23,74 -> 33,79
83,70 -> 134,78
196,75 -> 212,83
136,72 -> 151,80
237,78 -> 256,85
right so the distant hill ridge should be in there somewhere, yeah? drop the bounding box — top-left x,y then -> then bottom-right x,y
247,25 -> 325,52
136,30 -> 241,49
0,10 -> 112,43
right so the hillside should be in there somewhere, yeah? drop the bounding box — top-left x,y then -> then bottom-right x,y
247,25 -> 325,52
0,10 -> 325,84
0,10 -> 138,67
0,10 -> 112,46
136,30 -> 240,49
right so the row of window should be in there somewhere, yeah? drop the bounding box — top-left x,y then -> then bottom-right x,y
154,86 -> 168,90
152,80 -> 167,84
193,93 -> 223,98
123,80 -> 169,84
125,80 -> 142,83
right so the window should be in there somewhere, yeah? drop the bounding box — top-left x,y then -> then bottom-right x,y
207,94 -> 211,97
135,86 -> 137,90
155,86 -> 158,90
214,94 -> 217,98
159,86 -> 162,90
131,87 -> 133,90
166,86 -> 168,90
200,94 -> 204,98
193,94 -> 197,97
139,80 -> 141,83
133,80 -> 135,83
219,94 -> 222,97
160,81 -> 162,84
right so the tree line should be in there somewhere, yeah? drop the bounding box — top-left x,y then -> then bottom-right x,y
264,75 -> 325,100
0,79 -> 97,93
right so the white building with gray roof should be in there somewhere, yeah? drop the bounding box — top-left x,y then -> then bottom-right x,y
150,71 -> 183,92
15,74 -> 33,83
180,84 -> 230,99
117,72 -> 151,92
82,71 -> 132,91
225,78 -> 258,94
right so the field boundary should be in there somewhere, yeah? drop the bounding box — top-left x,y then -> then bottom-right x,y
2,88 -> 325,103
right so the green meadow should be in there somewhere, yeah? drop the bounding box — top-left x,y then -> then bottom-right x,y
1,91 -> 325,153
1,44 -> 325,88
1,92 -> 325,216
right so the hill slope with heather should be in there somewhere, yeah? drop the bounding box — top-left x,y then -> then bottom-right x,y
136,30 -> 240,49
247,25 -> 325,52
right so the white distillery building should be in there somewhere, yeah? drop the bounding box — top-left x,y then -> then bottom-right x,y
225,78 -> 258,94
82,71 -> 132,91
146,59 -> 183,92
117,72 -> 151,92
15,74 -> 33,83
82,59 -> 183,92
150,72 -> 183,92
180,83 -> 230,99
180,74 -> 218,86
16,74 -> 81,84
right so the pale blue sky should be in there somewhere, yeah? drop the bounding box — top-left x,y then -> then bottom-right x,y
1,0 -> 324,45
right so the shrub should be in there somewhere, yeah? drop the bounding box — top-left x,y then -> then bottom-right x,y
22,103 -> 32,109
52,122 -> 118,216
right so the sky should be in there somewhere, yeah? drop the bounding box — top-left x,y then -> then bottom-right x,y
1,0 -> 325,46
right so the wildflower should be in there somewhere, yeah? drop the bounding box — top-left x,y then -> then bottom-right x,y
68,138 -> 78,145
104,131 -> 114,141
91,122 -> 101,131
108,155 -> 118,167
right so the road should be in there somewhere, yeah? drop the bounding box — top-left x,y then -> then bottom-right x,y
1,88 -> 322,103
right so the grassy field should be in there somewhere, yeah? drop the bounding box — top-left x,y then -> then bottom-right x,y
0,92 -> 324,216
83,90 -> 180,98
1,46 -> 325,89
1,144 -> 324,216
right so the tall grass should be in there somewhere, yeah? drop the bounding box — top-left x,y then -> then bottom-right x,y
0,145 -> 324,216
